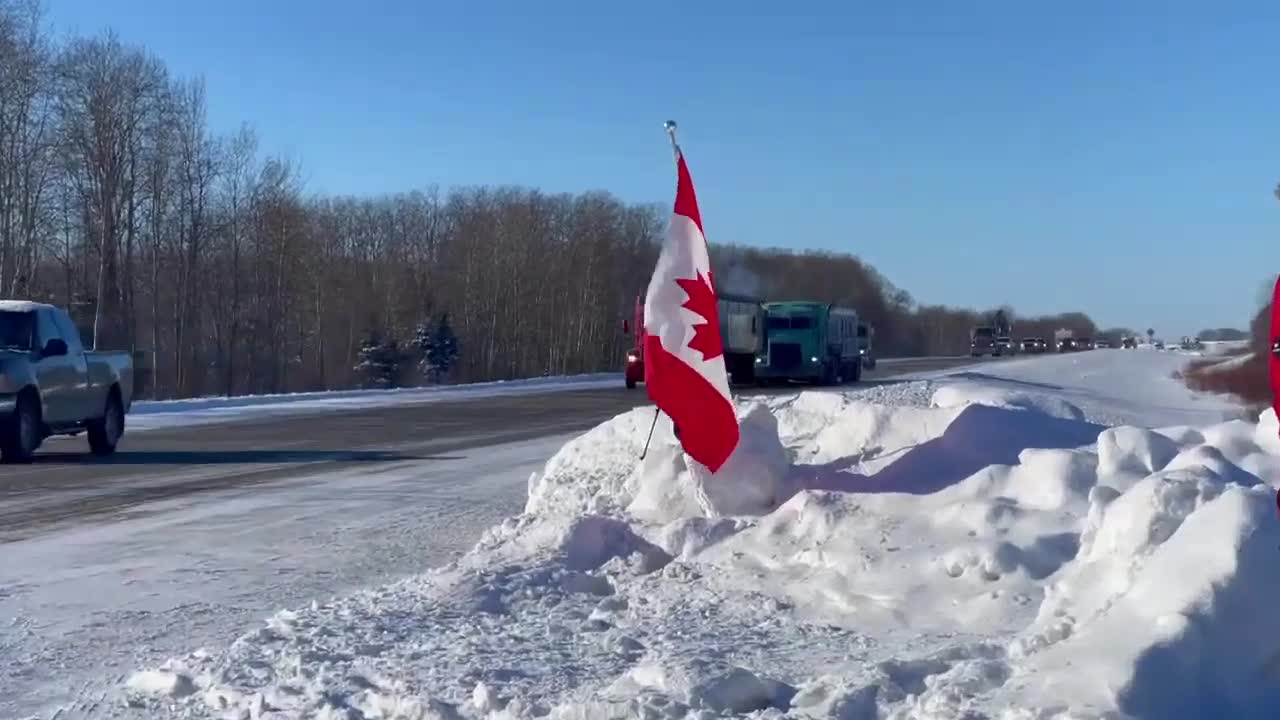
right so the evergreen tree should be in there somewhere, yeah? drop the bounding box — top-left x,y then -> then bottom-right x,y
425,313 -> 460,382
354,332 -> 403,388
411,319 -> 435,381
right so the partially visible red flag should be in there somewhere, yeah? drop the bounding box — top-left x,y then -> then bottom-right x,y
643,147 -> 739,472
1270,274 -> 1279,438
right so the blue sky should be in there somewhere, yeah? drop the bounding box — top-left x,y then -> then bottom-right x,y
46,0 -> 1280,337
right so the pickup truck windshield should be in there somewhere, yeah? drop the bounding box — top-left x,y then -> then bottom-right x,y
0,310 -> 35,350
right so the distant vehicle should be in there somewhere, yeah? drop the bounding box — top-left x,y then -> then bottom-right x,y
1096,341 -> 1111,349
856,321 -> 876,370
1121,336 -> 1137,349
996,336 -> 1015,355
1020,337 -> 1046,353
718,294 -> 768,383
0,300 -> 134,463
1058,336 -> 1080,352
970,326 -> 998,356
1078,337 -> 1095,350
755,301 -> 861,385
1154,340 -> 1165,350
623,293 -> 765,389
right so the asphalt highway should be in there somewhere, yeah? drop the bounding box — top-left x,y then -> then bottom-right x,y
0,355 -> 1005,541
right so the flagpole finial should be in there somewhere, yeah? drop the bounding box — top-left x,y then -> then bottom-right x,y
663,120 -> 680,160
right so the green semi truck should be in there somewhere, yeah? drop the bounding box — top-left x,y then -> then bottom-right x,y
754,301 -> 862,385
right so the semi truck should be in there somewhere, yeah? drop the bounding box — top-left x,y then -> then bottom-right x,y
623,292 -> 765,389
754,301 -> 861,385
0,300 -> 134,463
970,326 -> 998,356
1054,328 -> 1077,352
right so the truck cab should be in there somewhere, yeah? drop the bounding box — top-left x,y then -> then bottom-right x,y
755,301 -> 861,385
970,326 -> 998,356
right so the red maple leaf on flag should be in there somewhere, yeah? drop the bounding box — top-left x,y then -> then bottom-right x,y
675,271 -> 723,361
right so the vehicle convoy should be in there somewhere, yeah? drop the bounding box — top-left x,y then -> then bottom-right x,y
856,321 -> 876,369
623,293 -> 765,389
0,301 -> 134,462
754,301 -> 861,385
970,326 -> 998,356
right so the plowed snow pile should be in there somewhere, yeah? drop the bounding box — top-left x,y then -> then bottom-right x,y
125,361 -> 1280,719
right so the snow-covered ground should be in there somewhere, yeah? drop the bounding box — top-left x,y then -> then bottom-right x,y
23,348 -> 1280,719
897,348 -> 1251,427
127,374 -> 620,431
1,435 -> 572,720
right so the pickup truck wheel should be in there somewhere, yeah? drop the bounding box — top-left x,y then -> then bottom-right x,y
88,392 -> 124,456
2,396 -> 41,464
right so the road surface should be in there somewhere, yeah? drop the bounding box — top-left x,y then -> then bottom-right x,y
1,355 -> 1000,542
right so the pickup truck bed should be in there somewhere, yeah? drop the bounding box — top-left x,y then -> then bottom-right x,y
0,300 -> 134,463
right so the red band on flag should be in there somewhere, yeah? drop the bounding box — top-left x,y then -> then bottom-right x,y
674,154 -> 704,236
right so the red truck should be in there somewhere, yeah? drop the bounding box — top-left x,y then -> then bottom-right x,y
623,293 -> 764,389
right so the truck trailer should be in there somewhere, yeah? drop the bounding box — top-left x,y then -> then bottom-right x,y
623,292 -> 765,389
754,301 -> 861,385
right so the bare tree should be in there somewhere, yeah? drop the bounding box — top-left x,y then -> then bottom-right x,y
53,32 -> 165,350
0,0 -> 54,296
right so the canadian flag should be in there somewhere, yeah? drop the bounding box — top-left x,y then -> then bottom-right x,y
643,147 -> 740,472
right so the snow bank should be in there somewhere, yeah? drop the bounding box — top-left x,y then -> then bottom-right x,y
124,358 -> 1280,719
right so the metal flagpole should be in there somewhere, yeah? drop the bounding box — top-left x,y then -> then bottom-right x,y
664,119 -> 681,160
639,120 -> 683,461
638,406 -> 661,460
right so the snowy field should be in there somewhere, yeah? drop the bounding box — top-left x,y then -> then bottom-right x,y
14,348 -> 1280,719
1,435 -> 573,720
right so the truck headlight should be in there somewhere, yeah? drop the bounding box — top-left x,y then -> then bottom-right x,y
859,348 -> 867,355
626,353 -> 638,362
755,356 -> 764,364
810,356 -> 819,363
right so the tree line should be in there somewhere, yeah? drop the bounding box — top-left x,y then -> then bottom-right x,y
1,2 -> 1108,400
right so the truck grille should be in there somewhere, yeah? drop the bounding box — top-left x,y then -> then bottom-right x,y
770,342 -> 802,369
